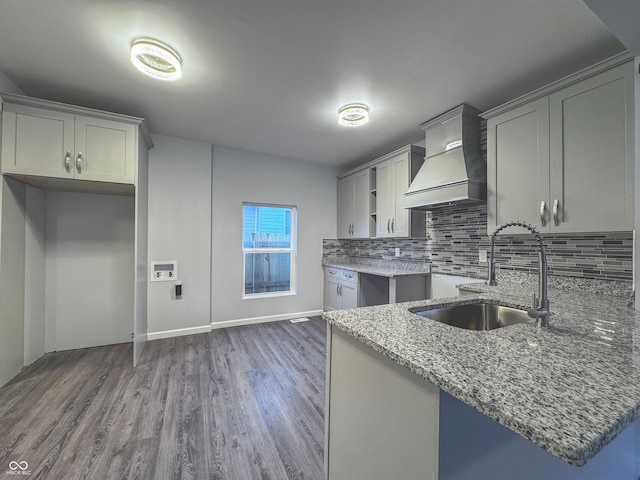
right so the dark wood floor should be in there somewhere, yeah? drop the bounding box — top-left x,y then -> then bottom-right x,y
0,317 -> 326,480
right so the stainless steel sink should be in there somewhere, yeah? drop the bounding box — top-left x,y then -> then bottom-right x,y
411,302 -> 533,331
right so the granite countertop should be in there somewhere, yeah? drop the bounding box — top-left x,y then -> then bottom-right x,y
322,259 -> 431,278
322,273 -> 640,466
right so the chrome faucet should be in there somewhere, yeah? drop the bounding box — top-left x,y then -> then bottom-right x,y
488,221 -> 550,328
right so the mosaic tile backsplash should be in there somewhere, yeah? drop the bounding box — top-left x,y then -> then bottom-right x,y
323,204 -> 633,283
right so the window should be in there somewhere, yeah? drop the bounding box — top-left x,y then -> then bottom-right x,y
242,203 -> 297,297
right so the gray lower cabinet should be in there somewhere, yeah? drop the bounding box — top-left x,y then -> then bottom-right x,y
429,273 -> 479,299
324,267 -> 429,310
325,326 -> 439,480
484,57 -> 634,234
323,267 -> 359,310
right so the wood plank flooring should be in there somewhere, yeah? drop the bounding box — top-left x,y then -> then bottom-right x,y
0,317 -> 326,479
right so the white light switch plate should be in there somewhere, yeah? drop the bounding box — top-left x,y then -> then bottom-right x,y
395,247 -> 400,257
478,250 -> 487,263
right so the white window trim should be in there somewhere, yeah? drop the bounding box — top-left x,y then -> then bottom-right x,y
242,204 -> 297,299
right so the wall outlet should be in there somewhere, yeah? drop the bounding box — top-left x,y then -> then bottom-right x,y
478,249 -> 487,263
395,247 -> 401,257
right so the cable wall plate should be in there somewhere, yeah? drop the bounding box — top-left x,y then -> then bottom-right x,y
150,260 -> 177,281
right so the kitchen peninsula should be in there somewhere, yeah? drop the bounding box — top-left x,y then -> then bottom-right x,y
323,273 -> 640,479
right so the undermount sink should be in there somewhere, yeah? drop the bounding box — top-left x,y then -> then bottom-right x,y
411,302 -> 533,331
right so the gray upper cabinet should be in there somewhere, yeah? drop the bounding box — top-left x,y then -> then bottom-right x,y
337,169 -> 370,239
486,98 -> 550,233
483,56 -> 634,234
376,151 -> 412,238
1,106 -> 76,179
374,145 -> 425,239
336,144 -> 425,239
1,93 -> 147,192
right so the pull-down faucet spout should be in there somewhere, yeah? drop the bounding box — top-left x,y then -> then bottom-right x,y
488,221 -> 550,328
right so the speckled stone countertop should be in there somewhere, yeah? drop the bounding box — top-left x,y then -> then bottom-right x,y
322,258 -> 430,277
322,273 -> 640,466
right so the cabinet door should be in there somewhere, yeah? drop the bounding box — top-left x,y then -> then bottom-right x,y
352,170 -> 370,238
339,280 -> 358,309
324,271 -> 343,311
337,177 -> 355,238
376,159 -> 394,238
391,152 -> 410,237
549,63 -> 634,233
1,104 -> 75,178
74,116 -> 135,184
486,98 -> 550,235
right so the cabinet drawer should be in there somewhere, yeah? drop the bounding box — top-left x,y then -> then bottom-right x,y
325,267 -> 341,278
340,270 -> 358,284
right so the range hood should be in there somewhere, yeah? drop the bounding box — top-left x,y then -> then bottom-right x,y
405,104 -> 486,210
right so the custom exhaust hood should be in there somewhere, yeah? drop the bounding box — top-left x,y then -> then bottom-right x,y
405,104 -> 486,209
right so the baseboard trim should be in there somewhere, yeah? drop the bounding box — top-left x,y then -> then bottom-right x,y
211,310 -> 323,330
147,324 -> 212,341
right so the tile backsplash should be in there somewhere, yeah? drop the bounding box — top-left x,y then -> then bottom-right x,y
323,204 -> 633,283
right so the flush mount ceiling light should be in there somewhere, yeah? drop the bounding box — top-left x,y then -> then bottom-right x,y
338,103 -> 369,127
130,38 -> 182,81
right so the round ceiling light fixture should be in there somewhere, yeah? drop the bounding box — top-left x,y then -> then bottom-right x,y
338,103 -> 369,127
130,38 -> 182,81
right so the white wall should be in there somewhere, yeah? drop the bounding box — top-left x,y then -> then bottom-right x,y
45,191 -> 134,352
211,147 -> 338,326
147,134 -> 212,338
0,178 -> 26,387
24,186 -> 46,365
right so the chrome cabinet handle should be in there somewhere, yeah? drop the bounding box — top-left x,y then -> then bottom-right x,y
76,152 -> 83,174
540,201 -> 546,227
64,151 -> 71,172
336,284 -> 340,296
391,218 -> 394,233
387,219 -> 390,233
338,284 -> 343,296
552,199 -> 560,226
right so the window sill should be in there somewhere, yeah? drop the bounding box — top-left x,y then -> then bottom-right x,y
242,290 -> 297,300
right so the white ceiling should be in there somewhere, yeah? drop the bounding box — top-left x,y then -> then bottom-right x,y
0,0 -> 626,168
